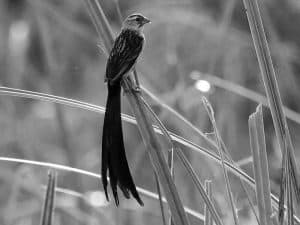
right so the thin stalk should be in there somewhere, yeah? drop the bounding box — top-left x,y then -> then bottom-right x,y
203,97 -> 239,225
40,171 -> 56,225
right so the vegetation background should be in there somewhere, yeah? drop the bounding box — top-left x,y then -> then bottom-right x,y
1,0 -> 300,224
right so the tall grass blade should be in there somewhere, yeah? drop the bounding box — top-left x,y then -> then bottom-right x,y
254,105 -> 273,225
249,105 -> 270,225
40,170 -> 56,225
242,1 -> 300,223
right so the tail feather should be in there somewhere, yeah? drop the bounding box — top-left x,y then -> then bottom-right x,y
102,83 -> 143,206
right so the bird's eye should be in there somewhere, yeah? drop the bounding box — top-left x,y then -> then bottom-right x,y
135,17 -> 141,22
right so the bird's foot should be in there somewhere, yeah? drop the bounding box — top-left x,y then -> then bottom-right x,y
121,82 -> 141,95
132,85 -> 142,93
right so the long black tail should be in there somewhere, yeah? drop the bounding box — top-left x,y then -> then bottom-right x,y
102,82 -> 143,206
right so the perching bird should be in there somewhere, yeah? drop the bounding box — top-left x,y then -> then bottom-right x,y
102,13 -> 150,206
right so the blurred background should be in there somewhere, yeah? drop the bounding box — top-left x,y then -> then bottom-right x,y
1,0 -> 300,224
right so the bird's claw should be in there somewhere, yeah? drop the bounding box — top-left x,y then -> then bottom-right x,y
121,80 -> 141,95
132,86 -> 141,93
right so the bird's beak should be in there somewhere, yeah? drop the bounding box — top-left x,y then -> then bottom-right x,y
142,17 -> 151,25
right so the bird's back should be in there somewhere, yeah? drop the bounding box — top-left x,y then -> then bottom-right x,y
105,29 -> 144,82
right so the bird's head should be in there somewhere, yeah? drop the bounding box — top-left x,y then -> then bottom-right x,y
122,14 -> 150,31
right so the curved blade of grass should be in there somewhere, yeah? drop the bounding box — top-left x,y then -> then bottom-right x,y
0,86 -> 264,187
202,97 -> 239,225
1,155 -> 299,223
242,1 -> 300,223
0,156 -> 204,221
51,185 -> 205,221
40,170 -> 56,225
0,88 -> 299,222
0,85 -> 257,188
0,88 -> 285,194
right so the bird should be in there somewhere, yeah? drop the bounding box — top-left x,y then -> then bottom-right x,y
102,13 -> 150,206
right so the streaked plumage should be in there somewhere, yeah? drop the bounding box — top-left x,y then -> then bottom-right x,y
105,29 -> 144,83
102,14 -> 150,206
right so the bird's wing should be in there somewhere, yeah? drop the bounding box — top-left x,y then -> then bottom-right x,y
105,30 -> 144,82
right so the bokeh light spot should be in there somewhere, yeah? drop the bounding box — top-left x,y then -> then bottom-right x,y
195,79 -> 211,93
85,191 -> 108,207
9,20 -> 30,54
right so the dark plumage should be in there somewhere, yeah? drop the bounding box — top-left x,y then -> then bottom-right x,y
102,14 -> 149,206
